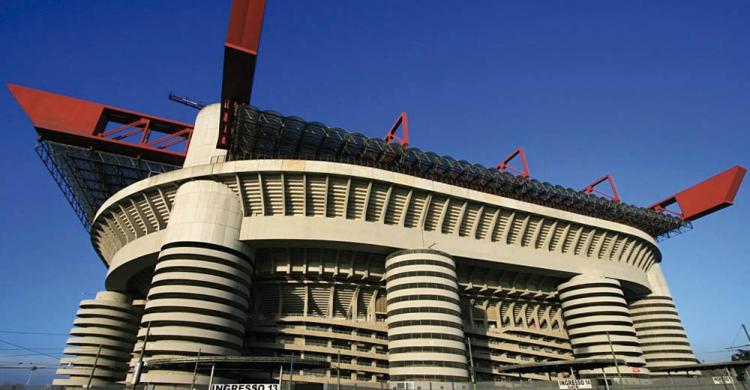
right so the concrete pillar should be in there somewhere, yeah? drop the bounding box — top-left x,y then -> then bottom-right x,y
629,264 -> 697,371
182,104 -> 226,168
53,291 -> 142,386
135,179 -> 253,385
558,274 -> 649,375
385,249 -> 469,382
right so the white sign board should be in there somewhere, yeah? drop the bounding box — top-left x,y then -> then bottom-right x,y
211,385 -> 279,390
712,376 -> 733,385
557,379 -> 593,389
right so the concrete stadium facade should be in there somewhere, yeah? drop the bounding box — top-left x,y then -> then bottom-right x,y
53,105 -> 697,387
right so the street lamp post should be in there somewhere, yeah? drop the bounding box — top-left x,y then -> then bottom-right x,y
25,366 -> 37,385
289,353 -> 295,390
605,331 -> 624,390
190,348 -> 202,390
132,321 -> 152,386
337,350 -> 341,390
86,344 -> 103,389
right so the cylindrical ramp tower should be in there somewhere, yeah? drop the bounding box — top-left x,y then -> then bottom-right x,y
558,274 -> 648,375
385,249 -> 469,382
629,264 -> 697,371
53,291 -> 142,386
136,180 -> 253,385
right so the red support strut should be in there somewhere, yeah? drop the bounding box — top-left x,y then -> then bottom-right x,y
385,112 -> 409,147
218,0 -> 267,149
496,146 -> 530,178
582,174 -> 621,202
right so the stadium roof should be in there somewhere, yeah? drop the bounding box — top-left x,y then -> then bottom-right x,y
228,105 -> 687,238
36,140 -> 180,230
29,102 -> 689,237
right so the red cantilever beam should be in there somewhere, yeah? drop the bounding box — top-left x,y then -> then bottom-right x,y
650,166 -> 746,221
218,0 -> 267,148
8,83 -> 192,166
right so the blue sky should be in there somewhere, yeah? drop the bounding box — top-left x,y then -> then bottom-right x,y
1,0 -> 748,384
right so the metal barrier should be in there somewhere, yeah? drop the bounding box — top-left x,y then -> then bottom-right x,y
2,376 -> 748,390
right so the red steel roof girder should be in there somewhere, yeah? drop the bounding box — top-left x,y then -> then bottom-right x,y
649,165 -> 746,221
8,83 -> 192,165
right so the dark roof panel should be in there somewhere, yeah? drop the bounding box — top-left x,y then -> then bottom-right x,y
229,105 -> 686,238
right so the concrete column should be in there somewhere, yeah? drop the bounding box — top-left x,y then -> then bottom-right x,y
558,274 -> 649,375
135,179 -> 253,385
182,104 -> 226,167
53,291 -> 142,386
385,249 -> 469,382
629,264 -> 697,371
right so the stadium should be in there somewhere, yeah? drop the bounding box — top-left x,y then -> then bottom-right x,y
7,0 -> 747,388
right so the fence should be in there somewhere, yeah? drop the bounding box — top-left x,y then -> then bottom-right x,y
2,376 -> 749,390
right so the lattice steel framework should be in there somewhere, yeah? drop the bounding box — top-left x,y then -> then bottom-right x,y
36,140 -> 179,230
